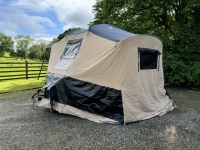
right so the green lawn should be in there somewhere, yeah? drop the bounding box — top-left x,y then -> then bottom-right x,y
0,78 -> 46,93
0,52 -> 42,62
0,53 -> 47,93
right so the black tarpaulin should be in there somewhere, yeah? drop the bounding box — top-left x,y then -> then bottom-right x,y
55,77 -> 124,123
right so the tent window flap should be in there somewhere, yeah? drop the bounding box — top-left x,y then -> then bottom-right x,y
54,38 -> 82,71
138,47 -> 161,70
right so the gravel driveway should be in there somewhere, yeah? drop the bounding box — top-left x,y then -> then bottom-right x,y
0,88 -> 200,150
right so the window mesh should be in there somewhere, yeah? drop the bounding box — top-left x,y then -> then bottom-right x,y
138,48 -> 161,70
140,52 -> 158,69
54,42 -> 81,71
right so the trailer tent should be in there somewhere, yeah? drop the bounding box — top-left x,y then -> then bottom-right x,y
36,24 -> 174,124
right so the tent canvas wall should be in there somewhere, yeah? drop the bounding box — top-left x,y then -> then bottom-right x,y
36,24 -> 174,124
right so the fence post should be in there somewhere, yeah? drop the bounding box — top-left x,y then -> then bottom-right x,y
38,60 -> 44,80
25,61 -> 28,79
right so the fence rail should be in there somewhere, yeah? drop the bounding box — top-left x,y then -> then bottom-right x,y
0,61 -> 48,81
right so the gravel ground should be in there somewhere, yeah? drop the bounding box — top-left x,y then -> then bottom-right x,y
0,88 -> 200,150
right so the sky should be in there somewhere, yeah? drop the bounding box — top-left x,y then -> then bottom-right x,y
0,0 -> 96,41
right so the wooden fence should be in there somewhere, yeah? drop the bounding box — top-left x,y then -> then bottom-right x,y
0,61 -> 48,81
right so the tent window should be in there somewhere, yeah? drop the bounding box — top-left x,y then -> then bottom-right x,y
138,47 -> 161,70
54,39 -> 82,71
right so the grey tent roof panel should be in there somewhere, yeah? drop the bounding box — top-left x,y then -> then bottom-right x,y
89,24 -> 137,42
67,29 -> 88,35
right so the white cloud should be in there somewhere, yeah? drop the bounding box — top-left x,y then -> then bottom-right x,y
0,0 -> 96,38
0,6 -> 56,36
34,36 -> 55,42
32,16 -> 56,27
0,21 -> 17,36
54,0 -> 95,28
11,0 -> 96,28
62,24 -> 73,31
10,0 -> 53,11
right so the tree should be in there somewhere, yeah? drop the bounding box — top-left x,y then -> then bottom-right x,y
90,0 -> 200,86
0,33 -> 14,56
42,38 -> 60,61
44,47 -> 51,61
52,38 -> 59,43
14,35 -> 33,59
16,50 -> 26,59
28,44 -> 42,59
9,50 -> 17,58
57,27 -> 81,41
35,39 -> 50,60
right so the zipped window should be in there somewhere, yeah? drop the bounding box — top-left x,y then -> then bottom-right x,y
138,47 -> 161,71
54,38 -> 82,71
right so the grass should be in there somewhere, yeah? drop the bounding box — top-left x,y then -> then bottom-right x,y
0,53 -> 48,83
0,78 -> 46,93
0,52 -> 43,62
0,53 -> 47,93
168,88 -> 200,113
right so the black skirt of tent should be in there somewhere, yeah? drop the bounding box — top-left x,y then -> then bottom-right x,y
55,77 -> 124,123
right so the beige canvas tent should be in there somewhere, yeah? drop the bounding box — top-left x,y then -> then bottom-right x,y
34,24 -> 174,124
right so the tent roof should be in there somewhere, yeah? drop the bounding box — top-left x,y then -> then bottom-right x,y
66,24 -> 137,42
89,24 -> 137,42
67,29 -> 88,35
